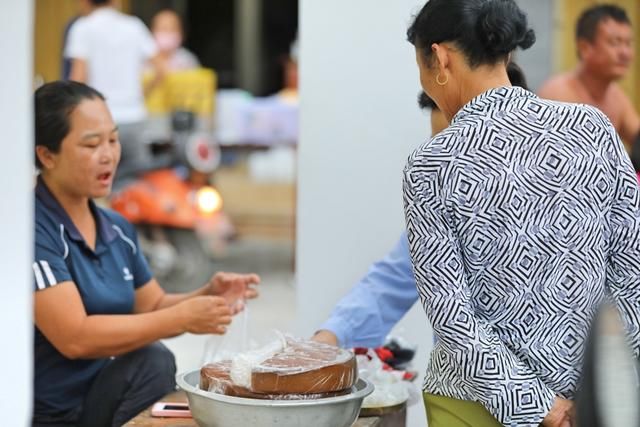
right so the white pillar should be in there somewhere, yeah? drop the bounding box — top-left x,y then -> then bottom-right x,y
235,0 -> 263,94
0,0 -> 34,425
514,0 -> 554,91
297,1 -> 429,425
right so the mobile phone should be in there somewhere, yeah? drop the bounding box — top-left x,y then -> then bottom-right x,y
150,401 -> 192,418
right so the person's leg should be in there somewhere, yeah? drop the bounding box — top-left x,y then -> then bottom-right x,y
77,342 -> 177,427
31,407 -> 82,427
423,393 -> 503,427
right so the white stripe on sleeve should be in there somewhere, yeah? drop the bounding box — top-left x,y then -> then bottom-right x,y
112,225 -> 138,254
60,224 -> 69,259
33,262 -> 46,290
40,260 -> 57,286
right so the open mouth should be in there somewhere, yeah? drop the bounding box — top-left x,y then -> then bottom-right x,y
98,172 -> 112,182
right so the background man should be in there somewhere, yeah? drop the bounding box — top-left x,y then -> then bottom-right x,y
538,4 -> 639,147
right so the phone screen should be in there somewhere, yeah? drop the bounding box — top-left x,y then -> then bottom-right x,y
163,404 -> 189,411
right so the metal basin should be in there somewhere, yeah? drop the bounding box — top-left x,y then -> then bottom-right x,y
177,370 -> 374,427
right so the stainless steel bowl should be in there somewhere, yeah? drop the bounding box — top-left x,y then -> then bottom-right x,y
176,370 -> 374,427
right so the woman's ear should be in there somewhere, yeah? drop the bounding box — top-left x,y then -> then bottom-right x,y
35,146 -> 57,170
431,43 -> 449,74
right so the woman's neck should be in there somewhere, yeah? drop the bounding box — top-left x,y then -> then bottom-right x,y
41,175 -> 92,224
443,66 -> 512,122
463,70 -> 512,105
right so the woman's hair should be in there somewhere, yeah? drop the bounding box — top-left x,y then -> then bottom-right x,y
407,0 -> 535,68
505,61 -> 529,91
34,81 -> 105,168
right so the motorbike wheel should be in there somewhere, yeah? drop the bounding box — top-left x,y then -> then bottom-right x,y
160,228 -> 216,293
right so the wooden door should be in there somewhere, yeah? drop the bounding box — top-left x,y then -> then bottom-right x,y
34,0 -> 132,83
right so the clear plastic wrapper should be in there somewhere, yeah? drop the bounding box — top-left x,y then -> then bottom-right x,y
200,334 -> 357,400
201,300 -> 251,365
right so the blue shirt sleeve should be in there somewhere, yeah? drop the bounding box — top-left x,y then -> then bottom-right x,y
318,232 -> 418,348
33,221 -> 73,291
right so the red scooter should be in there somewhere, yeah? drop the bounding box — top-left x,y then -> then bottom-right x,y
110,111 -> 234,287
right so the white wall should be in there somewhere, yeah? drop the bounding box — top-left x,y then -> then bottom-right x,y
0,0 -> 33,425
514,0 -> 555,91
296,1 -> 431,425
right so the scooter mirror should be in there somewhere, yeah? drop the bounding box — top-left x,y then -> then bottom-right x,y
185,132 -> 220,174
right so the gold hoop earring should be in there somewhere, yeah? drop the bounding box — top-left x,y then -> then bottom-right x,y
436,73 -> 448,86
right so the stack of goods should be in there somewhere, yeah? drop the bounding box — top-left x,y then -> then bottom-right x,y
200,337 -> 357,400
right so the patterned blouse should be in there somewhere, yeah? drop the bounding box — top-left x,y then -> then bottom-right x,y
403,86 -> 640,426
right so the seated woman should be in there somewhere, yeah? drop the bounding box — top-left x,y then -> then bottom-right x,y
32,80 -> 260,427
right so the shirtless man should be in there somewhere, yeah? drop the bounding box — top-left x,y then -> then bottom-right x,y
538,4 -> 639,146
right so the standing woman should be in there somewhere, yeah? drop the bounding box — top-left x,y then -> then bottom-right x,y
32,81 -> 260,427
403,1 -> 640,426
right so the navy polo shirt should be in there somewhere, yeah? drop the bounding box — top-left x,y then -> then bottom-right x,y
33,177 -> 153,415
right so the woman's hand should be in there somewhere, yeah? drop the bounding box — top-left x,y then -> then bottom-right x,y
311,330 -> 339,347
175,296 -> 233,334
206,272 -> 260,312
542,398 -> 574,427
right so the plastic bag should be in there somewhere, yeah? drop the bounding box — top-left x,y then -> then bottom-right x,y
357,349 -> 418,408
201,300 -> 251,365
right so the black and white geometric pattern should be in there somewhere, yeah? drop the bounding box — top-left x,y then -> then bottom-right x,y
403,87 -> 640,426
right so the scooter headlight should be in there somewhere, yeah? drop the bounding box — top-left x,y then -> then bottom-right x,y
195,186 -> 223,215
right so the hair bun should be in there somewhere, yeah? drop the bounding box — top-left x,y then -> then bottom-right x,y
476,0 -> 535,56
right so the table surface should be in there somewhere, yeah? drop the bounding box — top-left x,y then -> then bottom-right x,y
124,391 -> 383,427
